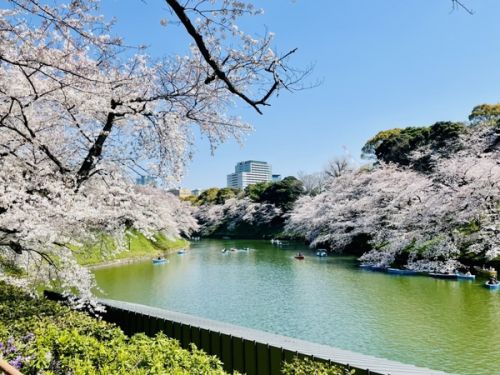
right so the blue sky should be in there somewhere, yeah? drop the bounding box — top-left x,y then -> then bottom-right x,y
102,0 -> 500,189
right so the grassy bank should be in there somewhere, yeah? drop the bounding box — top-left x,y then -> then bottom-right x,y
72,230 -> 188,266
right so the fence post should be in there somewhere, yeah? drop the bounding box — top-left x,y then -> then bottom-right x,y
0,359 -> 23,375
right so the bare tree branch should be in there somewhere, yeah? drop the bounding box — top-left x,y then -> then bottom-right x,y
451,0 -> 473,14
164,0 -> 299,115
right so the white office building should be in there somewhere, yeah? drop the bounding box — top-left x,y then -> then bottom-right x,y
227,160 -> 273,189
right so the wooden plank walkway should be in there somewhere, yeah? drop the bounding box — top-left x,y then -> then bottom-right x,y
101,298 -> 455,375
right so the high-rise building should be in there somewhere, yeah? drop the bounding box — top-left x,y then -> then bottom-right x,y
227,160 -> 273,189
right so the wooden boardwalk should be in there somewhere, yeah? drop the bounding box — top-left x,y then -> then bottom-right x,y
101,298 -> 455,375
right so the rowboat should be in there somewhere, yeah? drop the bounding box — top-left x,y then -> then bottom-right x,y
484,282 -> 500,290
387,268 -> 417,275
429,273 -> 458,280
294,254 -> 305,260
177,249 -> 186,255
152,258 -> 167,264
455,272 -> 475,280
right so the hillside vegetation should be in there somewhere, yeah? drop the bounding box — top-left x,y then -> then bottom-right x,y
287,105 -> 500,272
193,177 -> 304,238
72,231 -> 188,266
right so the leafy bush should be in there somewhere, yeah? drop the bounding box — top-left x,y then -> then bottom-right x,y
0,283 -> 353,375
281,357 -> 355,375
0,282 -> 227,374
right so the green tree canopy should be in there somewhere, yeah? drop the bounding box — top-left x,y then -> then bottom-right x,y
469,103 -> 500,124
244,181 -> 272,201
362,122 -> 466,168
215,188 -> 241,204
196,188 -> 220,205
361,128 -> 403,159
260,176 -> 304,211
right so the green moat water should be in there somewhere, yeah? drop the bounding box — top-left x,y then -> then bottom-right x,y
94,239 -> 500,375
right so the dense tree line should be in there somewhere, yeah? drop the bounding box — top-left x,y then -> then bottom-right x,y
287,105 -> 500,272
193,177 -> 304,237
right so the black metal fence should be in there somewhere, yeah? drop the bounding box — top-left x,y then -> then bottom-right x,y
44,292 -> 450,375
103,304 -> 316,375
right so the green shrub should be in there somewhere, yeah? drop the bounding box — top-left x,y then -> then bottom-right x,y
281,357 -> 355,375
0,282 -> 226,374
1,283 -> 353,375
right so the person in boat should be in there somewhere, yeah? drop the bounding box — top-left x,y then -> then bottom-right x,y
487,276 -> 498,285
157,256 -> 162,260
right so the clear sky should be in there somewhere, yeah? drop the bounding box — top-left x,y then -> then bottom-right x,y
101,0 -> 500,190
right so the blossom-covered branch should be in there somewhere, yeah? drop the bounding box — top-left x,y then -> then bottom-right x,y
0,0 -> 301,296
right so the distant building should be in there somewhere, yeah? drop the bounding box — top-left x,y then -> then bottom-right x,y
272,174 -> 282,182
135,175 -> 156,186
227,160 -> 273,189
168,188 -> 192,198
191,189 -> 201,196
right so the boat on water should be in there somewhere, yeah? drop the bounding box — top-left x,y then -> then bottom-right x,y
177,249 -> 186,255
429,273 -> 458,280
484,281 -> 500,290
455,272 -> 475,280
316,250 -> 327,257
294,253 -> 305,260
387,268 -> 417,275
152,258 -> 167,264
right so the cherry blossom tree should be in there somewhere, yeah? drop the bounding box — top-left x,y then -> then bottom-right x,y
195,197 -> 281,236
297,171 -> 327,196
0,0 -> 303,296
287,121 -> 500,272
